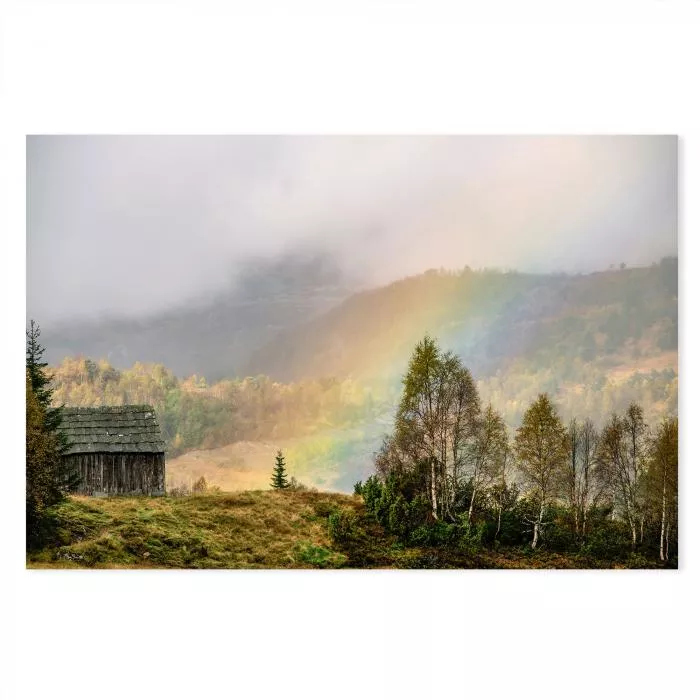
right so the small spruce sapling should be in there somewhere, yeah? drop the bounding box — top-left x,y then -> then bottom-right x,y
271,449 -> 290,489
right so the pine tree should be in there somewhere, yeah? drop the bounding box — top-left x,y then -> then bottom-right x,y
26,372 -> 64,547
270,449 -> 290,489
26,320 -> 68,451
26,321 -> 78,547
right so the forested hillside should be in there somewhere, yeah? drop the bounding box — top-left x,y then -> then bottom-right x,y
43,258 -> 677,387
47,259 -> 677,492
248,258 -> 677,382
41,251 -> 352,379
50,358 -> 381,456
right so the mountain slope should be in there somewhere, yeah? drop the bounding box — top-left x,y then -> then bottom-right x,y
245,258 -> 678,385
40,251 -> 354,380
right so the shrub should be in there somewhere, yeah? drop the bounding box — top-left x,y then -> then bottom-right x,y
543,522 -> 577,553
494,507 -> 530,547
353,480 -> 363,496
627,551 -> 653,569
328,508 -> 358,543
361,476 -> 383,514
388,494 -> 411,538
458,516 -> 489,549
313,500 -> 336,518
294,543 -> 345,568
168,482 -> 191,497
288,476 -> 308,491
581,521 -> 630,560
192,476 -> 208,494
408,525 -> 433,547
408,521 -> 460,547
431,521 -> 460,545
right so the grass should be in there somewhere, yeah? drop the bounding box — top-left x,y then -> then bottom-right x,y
27,490 -> 356,569
27,490 -> 667,569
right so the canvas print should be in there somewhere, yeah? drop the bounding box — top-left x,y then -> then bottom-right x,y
25,135 -> 678,569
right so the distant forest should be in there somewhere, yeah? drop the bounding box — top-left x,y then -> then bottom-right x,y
47,260 -> 677,488
41,258 -> 677,383
50,358 -> 381,457
49,352 -> 677,464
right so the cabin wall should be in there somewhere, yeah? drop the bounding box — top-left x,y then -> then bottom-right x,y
64,452 -> 165,496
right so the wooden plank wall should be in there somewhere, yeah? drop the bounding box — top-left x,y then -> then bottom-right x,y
64,453 -> 165,496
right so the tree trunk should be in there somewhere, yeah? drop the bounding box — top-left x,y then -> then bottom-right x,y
659,479 -> 667,562
467,483 -> 477,533
581,455 -> 589,543
626,498 -> 637,548
532,500 -> 545,549
430,458 -> 438,521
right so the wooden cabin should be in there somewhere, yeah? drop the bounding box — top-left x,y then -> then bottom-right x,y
60,405 -> 166,496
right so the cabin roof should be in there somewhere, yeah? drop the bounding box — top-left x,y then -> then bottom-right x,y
60,405 -> 166,455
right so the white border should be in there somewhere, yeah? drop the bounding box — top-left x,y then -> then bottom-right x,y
2,2 -> 698,699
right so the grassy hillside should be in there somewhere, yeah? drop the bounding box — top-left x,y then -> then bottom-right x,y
27,491 -> 666,569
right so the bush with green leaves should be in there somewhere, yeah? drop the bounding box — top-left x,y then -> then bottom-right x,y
361,475 -> 383,515
387,494 -> 411,538
328,507 -> 358,543
375,478 -> 399,527
408,521 -> 461,547
581,520 -> 631,560
294,543 -> 346,568
534,505 -> 578,552
313,500 -> 337,518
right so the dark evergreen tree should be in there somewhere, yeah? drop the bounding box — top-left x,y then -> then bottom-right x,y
26,321 -> 78,548
26,320 -> 68,451
270,449 -> 290,489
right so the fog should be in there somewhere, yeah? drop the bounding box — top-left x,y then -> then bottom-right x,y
27,135 -> 677,324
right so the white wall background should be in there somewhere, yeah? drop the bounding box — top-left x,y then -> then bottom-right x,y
2,2 -> 698,699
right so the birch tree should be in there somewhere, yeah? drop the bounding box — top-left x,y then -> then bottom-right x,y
465,403 -> 508,531
514,394 -> 568,548
565,418 -> 601,542
645,417 -> 678,562
488,443 -> 519,543
596,403 -> 648,547
383,336 -> 480,521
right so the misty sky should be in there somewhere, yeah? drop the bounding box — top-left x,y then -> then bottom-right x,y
27,135 -> 677,324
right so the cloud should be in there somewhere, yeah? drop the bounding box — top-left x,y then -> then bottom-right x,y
26,135 -> 677,324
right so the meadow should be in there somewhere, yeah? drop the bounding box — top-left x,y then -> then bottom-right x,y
27,490 -> 668,570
